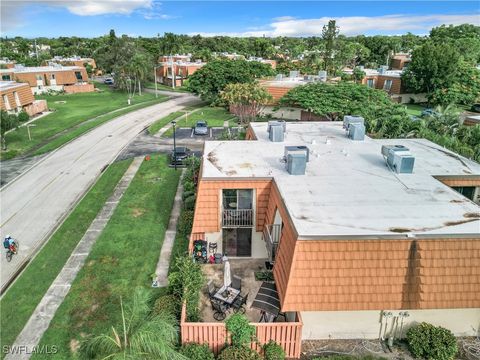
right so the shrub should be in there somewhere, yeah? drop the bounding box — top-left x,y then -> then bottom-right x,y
184,195 -> 196,210
152,294 -> 179,318
177,210 -> 194,236
168,254 -> 205,321
406,322 -> 457,360
183,180 -> 195,193
182,190 -> 195,200
225,313 -> 256,347
179,343 -> 215,360
17,111 -> 29,122
218,346 -> 262,360
263,340 -> 285,360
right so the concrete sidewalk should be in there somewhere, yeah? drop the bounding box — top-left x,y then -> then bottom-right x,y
154,170 -> 185,287
5,157 -> 144,360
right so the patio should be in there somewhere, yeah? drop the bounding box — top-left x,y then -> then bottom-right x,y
199,258 -> 279,323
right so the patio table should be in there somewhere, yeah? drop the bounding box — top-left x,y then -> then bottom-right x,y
214,286 -> 240,305
251,281 -> 281,321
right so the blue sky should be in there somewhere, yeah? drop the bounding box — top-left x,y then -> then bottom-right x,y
2,1 -> 479,38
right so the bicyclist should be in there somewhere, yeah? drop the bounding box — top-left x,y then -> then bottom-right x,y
3,235 -> 17,254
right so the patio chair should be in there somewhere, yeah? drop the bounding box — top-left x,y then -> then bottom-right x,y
207,280 -> 218,298
232,292 -> 248,314
210,299 -> 227,321
231,275 -> 242,291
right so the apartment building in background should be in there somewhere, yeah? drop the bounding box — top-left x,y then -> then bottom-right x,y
0,81 -> 47,116
185,121 -> 479,356
156,55 -> 206,87
390,53 -> 412,70
0,64 -> 93,94
44,56 -> 99,75
0,59 -> 16,69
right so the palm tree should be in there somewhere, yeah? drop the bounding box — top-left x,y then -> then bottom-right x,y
80,288 -> 186,360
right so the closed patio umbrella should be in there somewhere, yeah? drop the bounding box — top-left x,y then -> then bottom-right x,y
223,256 -> 231,288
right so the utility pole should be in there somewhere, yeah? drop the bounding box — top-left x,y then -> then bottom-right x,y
34,39 -> 38,60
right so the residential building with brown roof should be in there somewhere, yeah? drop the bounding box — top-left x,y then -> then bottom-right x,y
0,81 -> 47,116
155,57 -> 206,87
0,64 -> 93,95
44,56 -> 98,74
390,53 -> 412,70
189,121 -> 480,343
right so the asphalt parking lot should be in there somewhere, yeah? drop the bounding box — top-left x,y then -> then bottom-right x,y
172,127 -> 240,140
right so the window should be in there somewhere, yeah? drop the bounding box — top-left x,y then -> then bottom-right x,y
13,91 -> 21,107
50,74 -> 55,80
75,71 -> 82,80
2,74 -> 11,81
3,95 -> 10,110
383,79 -> 393,91
222,189 -> 253,210
452,186 -> 479,204
35,74 -> 42,81
366,79 -> 375,88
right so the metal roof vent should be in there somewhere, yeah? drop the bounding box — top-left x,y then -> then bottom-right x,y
285,146 -> 310,162
267,120 -> 286,133
286,153 -> 307,175
343,115 -> 364,130
269,124 -> 284,142
289,70 -> 299,78
381,145 -> 415,174
348,122 -> 365,141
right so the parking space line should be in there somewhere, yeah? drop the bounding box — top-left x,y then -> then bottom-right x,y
190,129 -> 194,138
210,128 -> 213,138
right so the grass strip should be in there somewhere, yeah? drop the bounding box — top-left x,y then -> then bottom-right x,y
147,111 -> 185,135
33,97 -> 168,156
0,159 -> 133,359
34,155 -> 181,359
1,84 -> 167,160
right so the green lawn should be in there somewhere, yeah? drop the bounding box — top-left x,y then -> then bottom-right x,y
144,81 -> 190,92
405,104 -> 425,116
1,84 -> 168,160
162,107 -> 238,137
33,155 -> 181,359
0,159 -> 132,360
147,111 -> 186,135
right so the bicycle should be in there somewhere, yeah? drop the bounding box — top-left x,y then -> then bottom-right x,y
6,240 -> 19,262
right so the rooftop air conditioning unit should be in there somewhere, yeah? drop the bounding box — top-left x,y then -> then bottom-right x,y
285,146 -> 310,162
348,122 -> 365,141
267,120 -> 286,133
381,145 -> 414,173
269,123 -> 284,142
275,74 -> 284,81
286,153 -> 307,175
343,115 -> 364,130
358,66 -> 365,71
289,70 -> 299,78
318,70 -> 327,82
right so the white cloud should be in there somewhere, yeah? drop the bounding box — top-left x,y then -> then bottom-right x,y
190,13 -> 480,37
1,0 -> 175,33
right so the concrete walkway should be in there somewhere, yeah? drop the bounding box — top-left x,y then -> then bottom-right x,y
5,157 -> 144,360
154,170 -> 185,287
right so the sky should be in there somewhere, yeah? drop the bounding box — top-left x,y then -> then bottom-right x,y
1,0 -> 479,38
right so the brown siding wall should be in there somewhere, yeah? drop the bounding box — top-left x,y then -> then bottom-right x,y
245,126 -> 257,140
434,176 -> 480,188
264,86 -> 292,104
191,179 -> 272,234
0,83 -> 34,110
283,237 -> 480,312
64,83 -> 95,93
13,69 -> 88,87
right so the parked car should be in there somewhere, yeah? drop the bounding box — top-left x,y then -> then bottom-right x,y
104,78 -> 114,85
170,146 -> 192,165
420,108 -> 439,117
193,121 -> 208,135
471,103 -> 480,113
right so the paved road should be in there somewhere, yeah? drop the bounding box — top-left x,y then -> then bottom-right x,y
0,93 -> 200,292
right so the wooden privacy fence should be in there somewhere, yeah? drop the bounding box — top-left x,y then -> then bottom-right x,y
180,303 -> 303,358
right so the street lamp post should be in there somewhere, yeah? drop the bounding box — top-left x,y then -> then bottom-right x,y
171,120 -> 177,170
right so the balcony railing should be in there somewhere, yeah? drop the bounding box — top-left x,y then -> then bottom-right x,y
222,209 -> 253,227
263,224 -> 281,263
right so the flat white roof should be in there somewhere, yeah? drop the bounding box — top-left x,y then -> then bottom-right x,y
0,81 -> 28,91
202,122 -> 480,238
0,66 -> 82,74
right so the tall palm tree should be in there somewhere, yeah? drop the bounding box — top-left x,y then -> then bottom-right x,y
80,288 -> 186,360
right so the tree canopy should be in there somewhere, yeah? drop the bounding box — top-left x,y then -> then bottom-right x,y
187,59 -> 275,103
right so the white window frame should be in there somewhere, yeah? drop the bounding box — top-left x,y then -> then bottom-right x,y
13,91 -> 21,107
3,94 -> 11,110
383,79 -> 393,91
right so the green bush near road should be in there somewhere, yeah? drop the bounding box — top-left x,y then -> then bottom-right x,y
32,155 -> 181,359
1,83 -> 167,160
0,159 -> 132,360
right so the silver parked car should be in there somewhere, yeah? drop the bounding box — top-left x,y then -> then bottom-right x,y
193,121 -> 208,135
